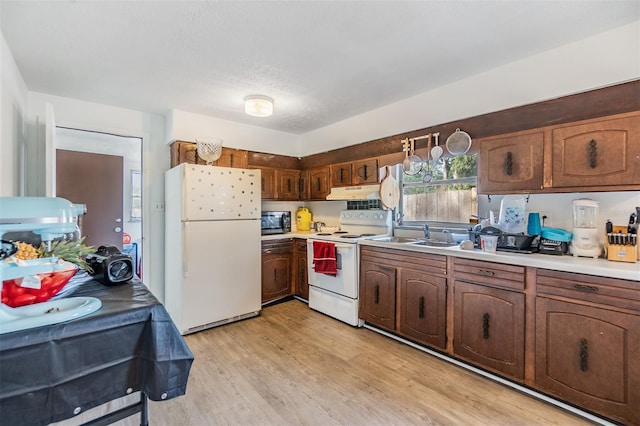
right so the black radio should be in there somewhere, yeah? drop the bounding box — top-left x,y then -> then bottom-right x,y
86,245 -> 134,285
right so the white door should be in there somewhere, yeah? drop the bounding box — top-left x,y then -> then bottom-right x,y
181,219 -> 261,331
307,241 -> 358,298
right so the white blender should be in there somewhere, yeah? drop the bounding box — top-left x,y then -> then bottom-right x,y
570,199 -> 602,258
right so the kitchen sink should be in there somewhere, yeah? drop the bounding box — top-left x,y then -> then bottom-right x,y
409,239 -> 458,247
371,236 -> 419,243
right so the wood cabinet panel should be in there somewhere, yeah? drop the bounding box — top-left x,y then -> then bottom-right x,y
552,112 -> 640,188
261,239 -> 293,303
359,261 -> 396,331
298,169 -> 310,201
330,162 -> 352,187
308,166 -> 330,200
277,169 -> 300,201
360,246 -> 447,345
399,269 -> 447,350
453,281 -> 525,379
252,167 -> 300,200
536,297 -> 640,425
352,159 -> 379,184
452,258 -> 525,291
293,238 -> 308,300
257,167 -> 276,199
170,141 -> 248,168
478,130 -> 544,193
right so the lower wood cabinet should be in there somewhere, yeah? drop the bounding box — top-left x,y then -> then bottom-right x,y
360,261 -> 396,331
360,246 -> 447,347
399,269 -> 447,350
452,258 -> 526,380
293,238 -> 308,300
261,239 -> 293,303
359,247 -> 639,425
453,281 -> 525,379
535,269 -> 640,425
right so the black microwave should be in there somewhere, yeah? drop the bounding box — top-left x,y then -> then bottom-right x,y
261,211 -> 291,235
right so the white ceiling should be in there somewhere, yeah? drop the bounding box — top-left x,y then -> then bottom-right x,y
2,1 -> 638,135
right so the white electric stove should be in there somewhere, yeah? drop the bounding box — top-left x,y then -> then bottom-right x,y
307,210 -> 392,326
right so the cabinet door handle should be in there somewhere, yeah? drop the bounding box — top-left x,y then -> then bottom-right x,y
374,285 -> 380,304
230,153 -> 234,167
574,284 -> 598,293
418,296 -> 425,319
588,139 -> 597,168
287,178 -> 292,193
363,165 -> 369,180
339,168 -> 344,183
477,269 -> 495,277
505,151 -> 513,176
482,313 -> 490,339
316,178 -> 321,191
580,339 -> 588,372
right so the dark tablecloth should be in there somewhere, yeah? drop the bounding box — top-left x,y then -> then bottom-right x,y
0,278 -> 194,425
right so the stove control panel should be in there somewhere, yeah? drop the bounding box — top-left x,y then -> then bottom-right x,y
339,210 -> 392,226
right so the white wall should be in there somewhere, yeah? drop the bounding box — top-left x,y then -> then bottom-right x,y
169,109 -> 300,156
300,20 -> 640,156
1,32 -> 28,196
479,192 -> 640,248
26,92 -> 168,300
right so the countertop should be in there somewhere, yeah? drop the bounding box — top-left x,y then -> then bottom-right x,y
262,232 -> 640,282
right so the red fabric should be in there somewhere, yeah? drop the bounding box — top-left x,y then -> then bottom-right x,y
312,241 -> 337,276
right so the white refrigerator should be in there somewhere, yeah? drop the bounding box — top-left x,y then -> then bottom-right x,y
164,164 -> 262,334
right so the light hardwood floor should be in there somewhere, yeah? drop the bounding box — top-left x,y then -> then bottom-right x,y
59,300 -> 594,426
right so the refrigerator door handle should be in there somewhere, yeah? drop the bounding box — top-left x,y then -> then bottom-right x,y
182,222 -> 189,278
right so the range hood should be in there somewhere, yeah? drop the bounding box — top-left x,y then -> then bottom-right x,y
326,184 -> 381,201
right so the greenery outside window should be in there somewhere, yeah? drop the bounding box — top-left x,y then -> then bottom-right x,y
399,153 -> 478,226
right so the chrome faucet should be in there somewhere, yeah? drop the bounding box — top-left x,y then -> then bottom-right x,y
423,224 -> 430,240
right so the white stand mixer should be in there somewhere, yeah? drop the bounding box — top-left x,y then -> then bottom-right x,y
570,199 -> 602,258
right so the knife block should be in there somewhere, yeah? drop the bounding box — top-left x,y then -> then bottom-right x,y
605,225 -> 638,263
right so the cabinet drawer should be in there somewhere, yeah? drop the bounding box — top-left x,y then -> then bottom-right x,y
453,258 -> 525,291
262,239 -> 293,254
536,269 -> 640,313
360,246 -> 446,277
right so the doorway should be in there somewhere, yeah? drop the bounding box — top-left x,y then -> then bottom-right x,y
56,149 -> 123,248
54,127 -> 142,274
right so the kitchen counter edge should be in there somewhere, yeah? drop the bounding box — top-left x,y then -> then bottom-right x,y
260,233 -> 639,282
359,239 -> 639,282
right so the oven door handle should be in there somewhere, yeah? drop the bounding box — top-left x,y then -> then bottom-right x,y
310,253 -> 341,271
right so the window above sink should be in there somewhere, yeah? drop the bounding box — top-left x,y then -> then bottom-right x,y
397,153 -> 478,229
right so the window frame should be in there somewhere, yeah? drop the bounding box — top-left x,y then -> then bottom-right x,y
396,154 -> 478,228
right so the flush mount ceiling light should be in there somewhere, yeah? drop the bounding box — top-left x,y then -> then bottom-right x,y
244,95 -> 273,117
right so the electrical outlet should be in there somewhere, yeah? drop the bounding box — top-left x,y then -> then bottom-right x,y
538,211 -> 551,227
154,201 -> 165,211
